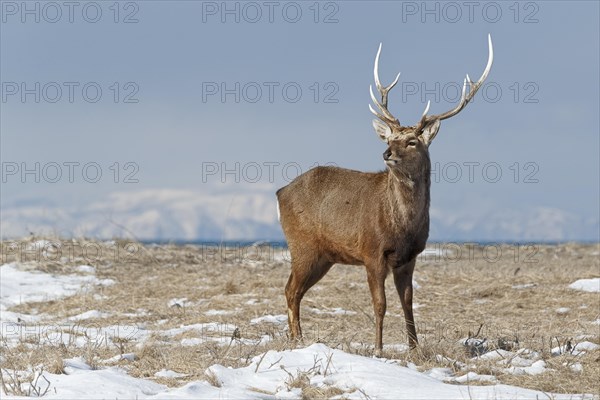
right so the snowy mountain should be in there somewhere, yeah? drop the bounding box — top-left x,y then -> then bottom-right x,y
1,187 -> 597,242
1,188 -> 281,241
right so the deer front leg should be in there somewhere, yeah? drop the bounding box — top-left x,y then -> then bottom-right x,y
393,258 -> 418,348
366,268 -> 387,356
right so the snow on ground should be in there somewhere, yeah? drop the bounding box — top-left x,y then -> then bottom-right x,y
204,309 -> 236,316
1,344 -> 595,400
512,283 -> 537,289
157,322 -> 238,338
250,314 -> 288,325
307,307 -> 357,315
1,261 -> 597,399
75,265 -> 96,274
67,310 -> 111,321
0,263 -> 101,312
503,360 -> 547,376
0,263 -> 145,347
551,341 -> 600,356
152,322 -> 273,347
154,369 -> 188,379
167,297 -> 188,308
2,358 -> 167,399
569,277 -> 600,292
2,322 -> 150,348
446,371 -> 497,384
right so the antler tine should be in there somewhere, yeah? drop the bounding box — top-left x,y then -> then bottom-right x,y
368,103 -> 390,123
421,100 -> 431,119
374,44 -> 401,97
369,85 -> 397,122
369,43 -> 401,124
424,34 -> 494,122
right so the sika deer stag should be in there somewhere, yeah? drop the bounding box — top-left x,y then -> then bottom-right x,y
277,35 -> 493,354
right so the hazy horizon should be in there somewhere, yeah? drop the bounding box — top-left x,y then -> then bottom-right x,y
2,1 -> 599,242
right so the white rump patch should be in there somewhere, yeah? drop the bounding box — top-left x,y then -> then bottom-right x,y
276,198 -> 281,222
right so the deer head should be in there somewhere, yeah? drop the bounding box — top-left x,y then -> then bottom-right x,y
370,35 -> 494,155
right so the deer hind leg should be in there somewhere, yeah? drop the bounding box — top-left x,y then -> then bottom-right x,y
366,267 -> 387,356
285,256 -> 333,342
393,258 -> 418,348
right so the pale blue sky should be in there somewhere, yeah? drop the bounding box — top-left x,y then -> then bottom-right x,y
1,1 -> 599,241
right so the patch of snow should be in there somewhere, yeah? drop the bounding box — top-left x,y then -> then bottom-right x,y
435,354 -> 466,369
168,298 -> 188,308
27,239 -> 52,248
39,358 -> 166,399
503,360 -> 547,376
424,367 -> 454,380
569,363 -> 583,373
0,310 -> 44,324
552,341 -> 600,356
446,371 -> 497,384
0,263 -> 106,312
103,324 -> 149,341
406,362 -> 418,371
569,278 -> 600,293
204,309 -> 234,316
512,283 -> 537,289
180,338 -> 205,346
555,307 -> 570,314
3,324 -> 150,349
507,355 -> 537,368
64,357 -> 93,373
68,310 -> 111,321
194,344 -> 584,400
0,344 -> 593,399
574,342 -> 600,351
384,343 -> 410,353
180,334 -> 271,347
104,353 -> 136,363
155,369 -> 188,379
158,323 -> 238,338
250,314 -> 288,325
76,265 -> 96,274
308,307 -> 357,316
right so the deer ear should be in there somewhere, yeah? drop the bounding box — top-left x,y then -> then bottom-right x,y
419,119 -> 441,146
372,119 -> 392,142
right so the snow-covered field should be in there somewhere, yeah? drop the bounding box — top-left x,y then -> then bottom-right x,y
2,343 -> 597,399
1,240 -> 599,399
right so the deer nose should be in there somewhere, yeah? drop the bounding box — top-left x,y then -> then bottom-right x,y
383,149 -> 392,160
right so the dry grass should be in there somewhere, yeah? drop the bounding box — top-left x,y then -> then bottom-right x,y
1,236 -> 599,397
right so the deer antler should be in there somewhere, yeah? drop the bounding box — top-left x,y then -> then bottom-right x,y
420,34 -> 494,125
369,43 -> 401,126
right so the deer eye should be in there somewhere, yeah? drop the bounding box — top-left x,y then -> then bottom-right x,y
407,140 -> 418,147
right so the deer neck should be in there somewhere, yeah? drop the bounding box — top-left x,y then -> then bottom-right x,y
386,167 -> 430,224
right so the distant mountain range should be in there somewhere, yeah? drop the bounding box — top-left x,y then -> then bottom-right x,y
1,187 -> 598,242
